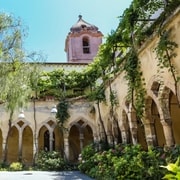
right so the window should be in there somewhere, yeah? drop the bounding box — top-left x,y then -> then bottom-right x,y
82,37 -> 90,54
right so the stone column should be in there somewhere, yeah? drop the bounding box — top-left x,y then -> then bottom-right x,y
49,131 -> 53,151
93,134 -> 99,151
130,127 -> 138,145
64,137 -> 69,160
143,121 -> 156,146
128,108 -> 138,145
64,130 -> 69,161
2,139 -> 6,162
93,134 -> 98,143
79,133 -> 84,151
33,135 -> 38,161
107,132 -> 113,145
18,130 -> 22,162
121,129 -> 128,143
161,118 -> 174,147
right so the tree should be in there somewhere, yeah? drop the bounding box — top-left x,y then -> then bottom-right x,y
28,53 -> 45,164
88,84 -> 108,149
0,12 -> 44,163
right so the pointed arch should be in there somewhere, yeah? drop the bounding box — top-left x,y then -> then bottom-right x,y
38,125 -> 49,151
38,118 -> 63,152
69,116 -> 94,162
12,118 -> 33,132
37,117 -> 57,134
22,126 -> 33,165
69,116 -> 96,135
7,126 -> 19,163
159,85 -> 180,145
69,125 -> 80,162
120,109 -> 131,144
169,90 -> 180,144
112,112 -> 122,144
145,77 -> 169,147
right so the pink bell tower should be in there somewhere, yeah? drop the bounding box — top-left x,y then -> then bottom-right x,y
65,15 -> 103,63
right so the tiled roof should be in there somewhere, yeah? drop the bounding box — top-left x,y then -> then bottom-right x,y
70,15 -> 98,32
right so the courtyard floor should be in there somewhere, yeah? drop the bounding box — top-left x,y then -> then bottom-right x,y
0,171 -> 94,180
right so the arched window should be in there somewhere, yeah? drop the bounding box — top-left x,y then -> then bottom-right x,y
82,37 -> 90,54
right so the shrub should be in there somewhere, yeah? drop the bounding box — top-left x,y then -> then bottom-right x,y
79,144 -> 167,179
78,144 -> 97,176
9,162 -> 23,171
36,151 -> 65,171
161,157 -> 180,180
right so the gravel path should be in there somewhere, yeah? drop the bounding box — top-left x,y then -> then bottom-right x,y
0,171 -> 94,180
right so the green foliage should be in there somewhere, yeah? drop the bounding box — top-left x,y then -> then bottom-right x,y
124,50 -> 146,118
78,145 -> 97,175
37,70 -> 64,98
24,1 -> 179,117
79,144 -> 180,179
37,68 -> 93,98
155,30 -> 178,69
9,162 -> 23,171
35,1 -> 179,123
155,29 -> 179,98
0,162 -> 8,171
87,84 -> 106,103
36,151 -> 65,171
56,98 -> 70,125
109,89 -> 118,108
161,157 -> 180,180
0,13 -> 32,112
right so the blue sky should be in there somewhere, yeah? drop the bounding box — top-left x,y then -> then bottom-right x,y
0,0 -> 132,62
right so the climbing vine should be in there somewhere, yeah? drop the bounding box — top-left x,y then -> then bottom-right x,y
124,50 -> 146,118
35,0 -> 179,120
56,97 -> 70,125
155,29 -> 179,98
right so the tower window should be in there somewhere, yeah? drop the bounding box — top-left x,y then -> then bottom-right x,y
82,37 -> 90,54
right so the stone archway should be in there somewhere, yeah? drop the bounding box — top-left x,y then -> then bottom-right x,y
166,89 -> 180,145
83,124 -> 93,147
54,126 -> 64,154
69,119 -> 94,162
69,125 -> 80,162
22,126 -> 33,165
160,83 -> 180,146
144,95 -> 166,147
112,112 -> 122,144
152,100 -> 166,146
121,110 -> 132,144
38,120 -> 63,152
38,126 -> 50,151
145,78 -> 168,147
7,126 -> 19,163
120,101 -> 147,149
158,85 -> 176,147
136,120 -> 147,150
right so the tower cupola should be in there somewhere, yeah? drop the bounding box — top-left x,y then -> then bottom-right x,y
70,15 -> 98,32
65,15 -> 103,63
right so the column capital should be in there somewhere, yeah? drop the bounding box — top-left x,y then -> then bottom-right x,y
63,130 -> 69,138
160,118 -> 172,126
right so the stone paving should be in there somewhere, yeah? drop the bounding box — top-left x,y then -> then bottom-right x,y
0,171 -> 94,180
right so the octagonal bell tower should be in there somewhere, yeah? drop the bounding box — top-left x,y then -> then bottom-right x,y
65,15 -> 103,63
